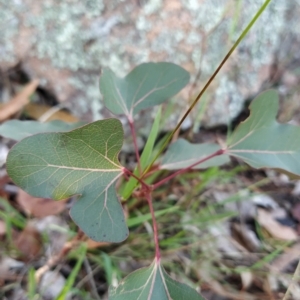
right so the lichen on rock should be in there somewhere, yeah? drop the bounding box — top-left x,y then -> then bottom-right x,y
1,0 -> 300,128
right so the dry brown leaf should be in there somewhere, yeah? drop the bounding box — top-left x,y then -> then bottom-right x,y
0,174 -> 10,199
86,238 -> 109,249
0,220 -> 6,236
231,222 -> 261,252
257,209 -> 298,241
17,189 -> 67,218
14,224 -> 43,261
0,80 -> 39,122
0,257 -> 24,283
270,242 -> 300,274
199,266 -> 256,300
24,103 -> 79,122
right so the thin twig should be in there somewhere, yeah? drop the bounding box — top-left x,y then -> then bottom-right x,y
283,258 -> 300,300
76,265 -> 101,289
122,168 -> 150,191
0,80 -> 39,122
83,258 -> 102,300
153,149 -> 224,189
128,117 -> 142,175
35,232 -> 84,282
38,104 -> 65,122
35,241 -> 75,282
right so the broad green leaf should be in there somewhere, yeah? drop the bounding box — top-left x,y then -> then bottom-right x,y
109,260 -> 204,300
100,62 -> 190,118
6,119 -> 129,243
226,90 -> 300,176
0,120 -> 85,141
161,139 -> 230,170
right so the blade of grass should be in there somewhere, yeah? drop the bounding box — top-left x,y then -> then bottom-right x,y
159,231 -> 186,248
0,198 -> 26,228
56,243 -> 87,300
27,267 -> 37,300
191,92 -> 209,134
88,254 -> 122,284
101,252 -> 114,286
250,241 -> 293,270
127,206 -> 179,228
283,258 -> 300,300
141,107 -> 162,168
122,107 -> 162,200
0,197 -> 26,242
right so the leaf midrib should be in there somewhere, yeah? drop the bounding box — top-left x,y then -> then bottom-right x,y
130,78 -> 180,117
161,156 -> 206,169
47,164 -> 122,172
227,150 -> 295,154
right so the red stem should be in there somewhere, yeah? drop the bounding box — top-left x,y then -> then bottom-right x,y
141,165 -> 160,180
153,148 -> 225,189
122,168 -> 150,190
123,168 -> 159,258
145,193 -> 161,261
128,117 -> 142,175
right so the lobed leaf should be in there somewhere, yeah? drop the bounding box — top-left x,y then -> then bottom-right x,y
109,260 -> 204,300
0,120 -> 85,141
161,139 -> 229,170
100,62 -> 190,118
6,119 -> 128,242
226,90 -> 300,177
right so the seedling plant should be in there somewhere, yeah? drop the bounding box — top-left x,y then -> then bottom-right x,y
2,0 -> 300,298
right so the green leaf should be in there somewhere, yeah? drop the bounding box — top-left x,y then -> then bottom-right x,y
161,139 -> 229,170
109,260 -> 204,300
6,119 -> 128,243
226,90 -> 300,176
100,62 -> 190,118
0,120 -> 85,141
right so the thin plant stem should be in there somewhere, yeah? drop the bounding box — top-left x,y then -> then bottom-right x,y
35,231 -> 85,282
153,149 -> 224,190
142,0 -> 272,177
145,193 -> 161,261
128,117 -> 142,175
141,166 -> 160,179
123,168 -> 150,190
83,258 -> 102,300
283,258 -> 300,300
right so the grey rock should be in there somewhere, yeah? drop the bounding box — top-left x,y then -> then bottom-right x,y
1,0 -> 299,128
